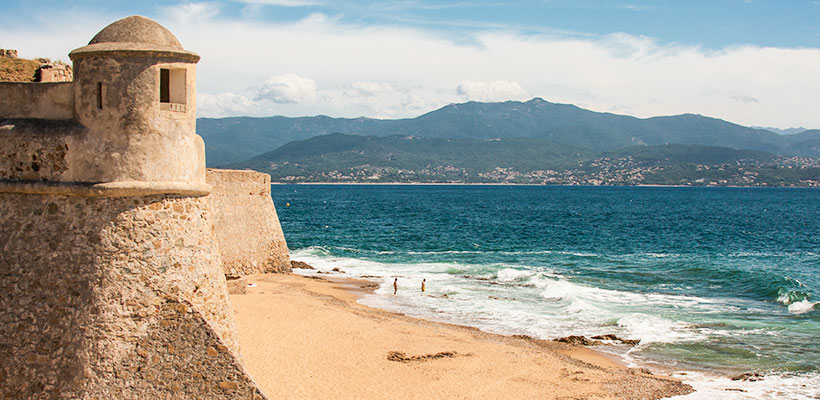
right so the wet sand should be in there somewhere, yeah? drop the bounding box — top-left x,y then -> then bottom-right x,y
230,273 -> 693,399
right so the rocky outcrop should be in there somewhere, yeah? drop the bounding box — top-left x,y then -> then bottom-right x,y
35,62 -> 72,82
555,334 -> 641,347
291,261 -> 314,269
555,335 -> 603,346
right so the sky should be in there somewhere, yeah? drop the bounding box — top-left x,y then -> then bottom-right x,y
1,0 -> 819,128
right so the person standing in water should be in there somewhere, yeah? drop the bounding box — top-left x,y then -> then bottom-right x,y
421,279 -> 426,293
393,278 -> 398,295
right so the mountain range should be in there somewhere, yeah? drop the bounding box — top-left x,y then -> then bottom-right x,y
198,98 -> 820,186
754,127 -> 809,136
198,98 -> 820,168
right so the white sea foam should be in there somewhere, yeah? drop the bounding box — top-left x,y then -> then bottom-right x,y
539,279 -> 580,301
668,371 -> 820,400
289,250 -> 816,400
496,268 -> 533,282
643,252 -> 684,258
294,251 -> 731,344
617,314 -> 701,344
787,299 -> 816,314
535,277 -> 718,344
407,250 -> 484,255
776,291 -> 793,305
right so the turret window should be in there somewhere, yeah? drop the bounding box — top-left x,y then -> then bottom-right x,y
160,68 -> 187,112
96,82 -> 103,109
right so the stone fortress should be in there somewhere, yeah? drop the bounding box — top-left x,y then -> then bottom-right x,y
0,16 -> 290,399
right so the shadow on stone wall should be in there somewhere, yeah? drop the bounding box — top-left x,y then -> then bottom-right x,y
0,193 -> 263,398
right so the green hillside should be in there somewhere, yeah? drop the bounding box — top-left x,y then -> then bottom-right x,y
231,134 -> 591,178
603,143 -> 777,165
197,115 -> 399,166
199,98 -> 819,167
226,133 -> 820,186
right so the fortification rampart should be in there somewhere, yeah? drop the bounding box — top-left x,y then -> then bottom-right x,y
207,169 -> 291,275
0,82 -> 74,119
0,193 -> 254,398
0,15 -> 286,399
0,117 -> 209,188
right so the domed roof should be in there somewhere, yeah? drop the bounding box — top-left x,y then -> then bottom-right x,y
89,16 -> 182,49
69,16 -> 199,62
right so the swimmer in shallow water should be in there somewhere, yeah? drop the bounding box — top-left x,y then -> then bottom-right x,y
421,278 -> 426,293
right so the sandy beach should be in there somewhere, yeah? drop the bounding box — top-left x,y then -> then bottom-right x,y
230,273 -> 693,399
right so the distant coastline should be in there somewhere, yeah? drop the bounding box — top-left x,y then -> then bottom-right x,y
271,181 -> 817,188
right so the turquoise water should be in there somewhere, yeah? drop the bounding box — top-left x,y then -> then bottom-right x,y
272,185 -> 820,398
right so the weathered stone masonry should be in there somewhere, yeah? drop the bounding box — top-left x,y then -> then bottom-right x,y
0,194 -> 260,398
207,169 -> 291,275
0,15 -> 287,399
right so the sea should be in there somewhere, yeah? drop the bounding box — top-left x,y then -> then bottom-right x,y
271,184 -> 819,399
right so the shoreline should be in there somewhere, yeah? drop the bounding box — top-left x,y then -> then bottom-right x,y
322,274 -> 632,370
319,274 -> 632,370
230,272 -> 693,399
270,181 -> 818,188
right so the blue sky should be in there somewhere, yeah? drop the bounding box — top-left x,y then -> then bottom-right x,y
2,0 -> 819,127
4,0 -> 819,48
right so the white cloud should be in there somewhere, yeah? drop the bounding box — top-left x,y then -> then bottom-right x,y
3,10 -> 820,128
337,81 -> 452,118
618,4 -> 652,11
164,2 -> 221,23
233,0 -> 322,6
175,17 -> 818,127
729,94 -> 759,103
457,80 -> 529,102
198,92 -> 258,117
345,81 -> 394,97
255,74 -> 318,104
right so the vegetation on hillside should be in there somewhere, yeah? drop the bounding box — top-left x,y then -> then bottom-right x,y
232,134 -> 591,174
0,57 -> 40,82
227,133 -> 820,187
199,98 -> 820,167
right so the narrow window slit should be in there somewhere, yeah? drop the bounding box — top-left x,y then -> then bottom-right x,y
96,82 -> 102,109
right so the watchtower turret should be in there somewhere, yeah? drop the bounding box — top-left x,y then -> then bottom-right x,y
68,16 -> 205,184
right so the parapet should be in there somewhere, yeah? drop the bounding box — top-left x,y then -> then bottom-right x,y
0,82 -> 73,119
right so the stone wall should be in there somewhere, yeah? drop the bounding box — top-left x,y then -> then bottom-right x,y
0,82 -> 74,119
207,169 -> 291,275
0,193 -> 260,399
0,119 -> 76,181
0,119 -> 208,192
